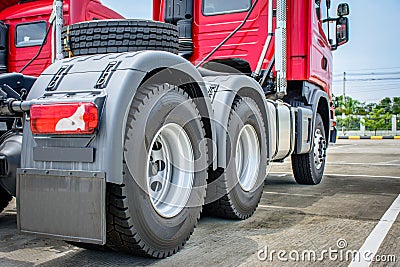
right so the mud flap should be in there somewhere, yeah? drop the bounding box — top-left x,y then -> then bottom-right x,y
17,169 -> 106,245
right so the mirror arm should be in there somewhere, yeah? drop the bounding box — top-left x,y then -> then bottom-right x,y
323,17 -> 337,23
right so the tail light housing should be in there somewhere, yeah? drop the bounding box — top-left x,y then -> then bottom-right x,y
30,102 -> 99,135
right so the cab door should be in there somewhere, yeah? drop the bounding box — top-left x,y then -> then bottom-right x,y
192,0 -> 270,71
309,0 -> 333,96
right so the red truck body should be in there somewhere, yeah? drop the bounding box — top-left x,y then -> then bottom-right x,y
0,0 -> 123,76
1,0 -> 334,98
154,0 -> 333,98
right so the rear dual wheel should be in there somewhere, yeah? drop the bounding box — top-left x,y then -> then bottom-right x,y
106,83 -> 207,258
205,97 -> 267,220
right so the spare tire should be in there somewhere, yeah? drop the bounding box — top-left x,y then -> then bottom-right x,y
62,20 -> 179,57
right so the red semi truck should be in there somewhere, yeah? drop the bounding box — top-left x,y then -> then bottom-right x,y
0,0 -> 349,258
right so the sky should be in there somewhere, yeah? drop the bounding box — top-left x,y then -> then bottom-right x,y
102,0 -> 400,103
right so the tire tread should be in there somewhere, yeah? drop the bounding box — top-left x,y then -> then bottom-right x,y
291,113 -> 325,185
291,153 -> 315,184
62,20 -> 179,57
106,84 -> 206,258
204,97 -> 265,220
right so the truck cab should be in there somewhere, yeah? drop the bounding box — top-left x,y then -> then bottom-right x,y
154,0 -> 348,101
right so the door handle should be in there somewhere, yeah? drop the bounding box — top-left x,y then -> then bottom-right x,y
321,57 -> 328,71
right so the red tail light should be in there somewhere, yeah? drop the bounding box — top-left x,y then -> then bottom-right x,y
30,103 -> 99,135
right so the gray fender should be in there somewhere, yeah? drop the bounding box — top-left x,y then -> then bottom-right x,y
22,51 -> 215,184
302,83 -> 331,152
205,75 -> 273,168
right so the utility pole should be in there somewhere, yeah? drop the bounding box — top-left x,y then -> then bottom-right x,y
343,71 -> 346,103
341,71 -> 346,114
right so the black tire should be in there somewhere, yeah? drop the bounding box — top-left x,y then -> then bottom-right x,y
62,20 -> 179,57
204,97 -> 267,220
292,113 -> 327,185
0,185 -> 12,213
106,83 -> 207,258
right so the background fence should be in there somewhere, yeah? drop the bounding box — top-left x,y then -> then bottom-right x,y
337,115 -> 400,136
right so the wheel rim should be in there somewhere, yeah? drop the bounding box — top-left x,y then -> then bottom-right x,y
146,123 -> 194,218
313,128 -> 327,170
235,124 -> 260,192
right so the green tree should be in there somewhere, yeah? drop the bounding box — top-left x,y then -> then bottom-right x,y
393,97 -> 400,115
377,97 -> 393,114
364,103 -> 376,114
363,108 -> 392,136
337,115 -> 360,134
334,95 -> 364,116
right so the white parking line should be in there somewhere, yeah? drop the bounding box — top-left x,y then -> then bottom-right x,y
268,172 -> 400,180
349,194 -> 400,267
268,172 -> 292,176
264,192 -> 317,197
328,144 -> 358,150
327,162 -> 400,167
273,162 -> 400,167
326,173 -> 400,180
272,173 -> 287,177
378,159 -> 400,164
258,204 -> 305,211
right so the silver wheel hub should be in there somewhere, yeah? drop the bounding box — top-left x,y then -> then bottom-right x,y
146,123 -> 194,218
313,128 -> 327,170
235,124 -> 260,192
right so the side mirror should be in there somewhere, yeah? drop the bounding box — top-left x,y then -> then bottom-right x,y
337,3 -> 350,17
336,17 -> 349,47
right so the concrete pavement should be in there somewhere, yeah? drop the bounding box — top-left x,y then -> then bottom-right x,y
0,140 -> 399,266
